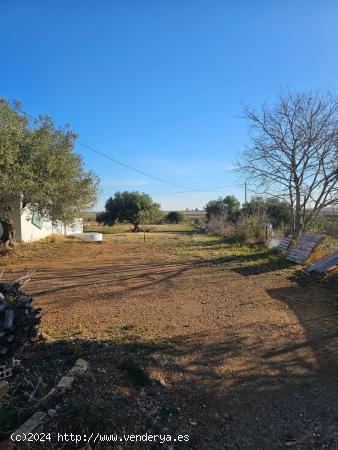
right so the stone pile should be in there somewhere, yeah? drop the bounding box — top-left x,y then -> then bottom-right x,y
0,280 -> 41,365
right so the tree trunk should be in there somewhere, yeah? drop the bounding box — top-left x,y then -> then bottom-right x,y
133,223 -> 140,232
0,219 -> 16,247
292,183 -> 304,238
293,212 -> 304,239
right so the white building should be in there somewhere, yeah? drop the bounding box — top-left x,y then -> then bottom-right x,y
0,204 -> 83,243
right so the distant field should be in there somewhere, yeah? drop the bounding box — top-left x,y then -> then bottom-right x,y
84,223 -> 133,234
84,222 -> 194,234
82,210 -> 206,225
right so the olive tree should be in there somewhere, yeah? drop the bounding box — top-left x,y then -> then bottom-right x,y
205,195 -> 240,222
239,91 -> 338,237
166,211 -> 184,223
205,198 -> 227,221
0,99 -> 99,246
242,196 -> 291,228
98,191 -> 162,231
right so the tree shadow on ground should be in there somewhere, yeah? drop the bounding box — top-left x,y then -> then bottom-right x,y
8,277 -> 338,450
4,238 -> 338,448
21,260 -> 197,299
232,258 -> 294,276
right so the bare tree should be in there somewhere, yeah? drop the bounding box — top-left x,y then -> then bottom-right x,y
238,91 -> 338,236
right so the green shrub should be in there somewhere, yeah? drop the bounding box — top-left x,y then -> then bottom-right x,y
232,215 -> 266,243
193,217 -> 205,229
166,211 -> 185,223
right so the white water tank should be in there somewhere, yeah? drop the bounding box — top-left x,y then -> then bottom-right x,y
73,232 -> 103,242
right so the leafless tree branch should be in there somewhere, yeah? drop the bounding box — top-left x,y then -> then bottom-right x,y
238,90 -> 338,236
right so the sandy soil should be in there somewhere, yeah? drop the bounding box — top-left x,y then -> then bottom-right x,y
2,230 -> 338,449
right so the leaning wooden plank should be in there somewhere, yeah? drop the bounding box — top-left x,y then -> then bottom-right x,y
278,235 -> 292,253
287,232 -> 323,264
305,251 -> 338,273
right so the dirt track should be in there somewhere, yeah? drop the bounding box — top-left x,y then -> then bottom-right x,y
3,231 -> 338,448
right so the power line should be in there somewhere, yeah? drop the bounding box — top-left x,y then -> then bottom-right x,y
156,184 -> 243,195
19,108 -> 240,194
76,139 -> 200,191
20,108 -> 199,190
98,185 -> 243,200
99,183 -> 243,196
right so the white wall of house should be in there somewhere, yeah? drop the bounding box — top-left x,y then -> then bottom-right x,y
20,207 -> 54,242
52,218 -> 83,237
0,204 -> 83,243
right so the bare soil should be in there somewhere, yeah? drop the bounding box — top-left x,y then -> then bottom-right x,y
1,229 -> 338,449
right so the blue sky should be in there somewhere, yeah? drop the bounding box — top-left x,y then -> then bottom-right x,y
1,0 -> 338,210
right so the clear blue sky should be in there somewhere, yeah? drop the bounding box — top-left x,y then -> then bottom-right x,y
1,0 -> 338,210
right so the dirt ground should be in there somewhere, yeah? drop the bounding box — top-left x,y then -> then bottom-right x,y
1,228 -> 338,449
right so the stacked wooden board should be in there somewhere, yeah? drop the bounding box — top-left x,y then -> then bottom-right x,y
286,232 -> 323,264
278,235 -> 292,253
305,251 -> 338,274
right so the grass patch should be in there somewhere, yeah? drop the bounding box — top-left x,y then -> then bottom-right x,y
175,233 -> 265,261
105,324 -> 148,344
84,224 -> 133,234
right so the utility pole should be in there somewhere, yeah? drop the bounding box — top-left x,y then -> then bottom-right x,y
244,182 -> 247,204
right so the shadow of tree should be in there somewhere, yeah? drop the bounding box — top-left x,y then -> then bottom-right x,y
232,258 -> 294,276
9,285 -> 338,450
4,234 -> 338,448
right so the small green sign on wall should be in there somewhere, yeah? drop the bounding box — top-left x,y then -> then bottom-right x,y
31,212 -> 43,229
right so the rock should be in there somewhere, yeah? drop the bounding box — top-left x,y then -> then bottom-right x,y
116,386 -> 132,397
0,381 -> 9,396
48,408 -> 57,417
190,420 -> 198,426
57,376 -> 74,389
11,412 -> 46,439
75,358 -> 89,369
68,359 -> 89,376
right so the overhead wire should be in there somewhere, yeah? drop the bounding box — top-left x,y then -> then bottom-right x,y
18,107 -> 242,195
